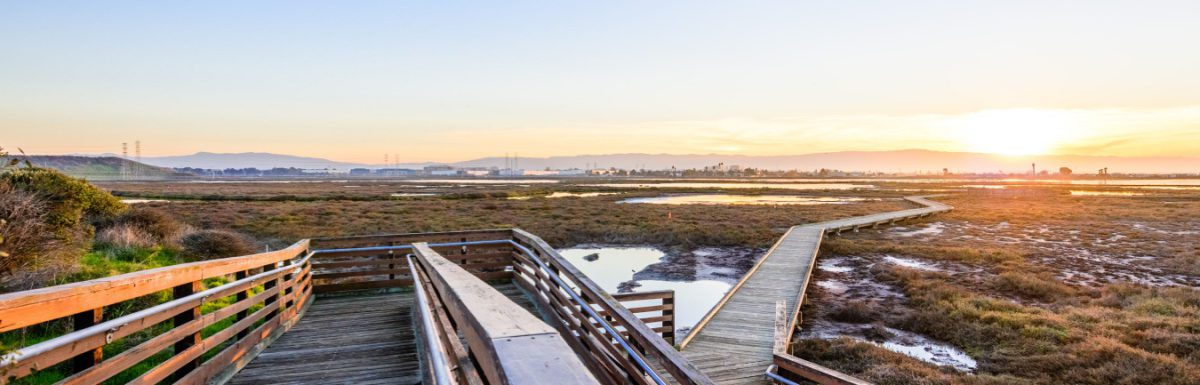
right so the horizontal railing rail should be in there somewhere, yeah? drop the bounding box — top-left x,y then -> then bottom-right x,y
0,228 -> 716,385
411,243 -> 599,385
600,290 -> 676,345
406,255 -> 457,385
512,229 -> 715,385
309,231 -> 515,295
0,241 -> 312,385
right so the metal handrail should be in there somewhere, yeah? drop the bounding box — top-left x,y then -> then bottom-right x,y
407,254 -> 456,385
765,365 -> 800,385
316,239 -> 668,385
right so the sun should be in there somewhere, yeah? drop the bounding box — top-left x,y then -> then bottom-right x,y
953,109 -> 1079,156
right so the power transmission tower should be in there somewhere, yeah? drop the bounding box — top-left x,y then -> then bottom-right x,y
135,140 -> 142,179
121,142 -> 129,181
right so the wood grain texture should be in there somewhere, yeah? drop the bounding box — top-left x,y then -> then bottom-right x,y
0,240 -> 309,332
226,281 -> 543,385
681,196 -> 950,385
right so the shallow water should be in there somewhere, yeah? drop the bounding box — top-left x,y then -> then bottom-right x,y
559,246 -> 732,332
584,183 -> 875,190
397,179 -> 559,184
618,194 -> 871,205
1069,190 -> 1145,196
889,222 -> 946,237
804,322 -> 978,371
546,192 -> 620,198
120,198 -> 171,203
882,255 -> 941,271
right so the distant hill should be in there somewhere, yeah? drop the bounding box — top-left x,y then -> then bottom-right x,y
22,156 -> 189,180
452,150 -> 1200,174
138,152 -> 379,170
65,150 -> 1199,174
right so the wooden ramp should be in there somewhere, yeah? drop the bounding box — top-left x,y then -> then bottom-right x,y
680,196 -> 951,385
229,283 -> 537,385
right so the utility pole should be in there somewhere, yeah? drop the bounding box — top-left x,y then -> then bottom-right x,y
121,142 -> 128,181
135,140 -> 141,179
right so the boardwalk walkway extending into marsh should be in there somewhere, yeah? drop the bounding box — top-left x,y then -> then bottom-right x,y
680,196 -> 952,385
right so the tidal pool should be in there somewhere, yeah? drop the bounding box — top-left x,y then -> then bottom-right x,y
584,182 -> 874,190
120,198 -> 171,204
618,195 -> 872,205
397,179 -> 559,184
546,192 -> 620,198
1069,190 -> 1145,196
558,246 -> 732,333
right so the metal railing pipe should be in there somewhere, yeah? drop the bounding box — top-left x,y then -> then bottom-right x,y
316,239 -> 668,385
407,255 -> 456,385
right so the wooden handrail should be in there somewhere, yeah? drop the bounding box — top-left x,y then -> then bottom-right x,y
512,228 -> 715,385
773,354 -> 873,385
311,229 -> 512,248
411,242 -> 600,385
0,240 -> 310,332
0,242 -> 312,385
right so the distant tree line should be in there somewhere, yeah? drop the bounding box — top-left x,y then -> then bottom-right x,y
175,167 -> 311,177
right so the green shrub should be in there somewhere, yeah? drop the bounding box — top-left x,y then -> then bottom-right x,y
0,166 -> 126,289
1,167 -> 126,239
181,230 -> 256,260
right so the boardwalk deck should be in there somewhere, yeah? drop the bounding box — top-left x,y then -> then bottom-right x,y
229,282 -> 537,385
680,196 -> 951,385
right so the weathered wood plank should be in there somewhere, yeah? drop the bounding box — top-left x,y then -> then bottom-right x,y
681,196 -> 949,385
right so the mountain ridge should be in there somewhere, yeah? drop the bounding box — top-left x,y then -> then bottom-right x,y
57,150 -> 1199,174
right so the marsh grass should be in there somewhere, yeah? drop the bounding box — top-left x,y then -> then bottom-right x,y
799,188 -> 1200,385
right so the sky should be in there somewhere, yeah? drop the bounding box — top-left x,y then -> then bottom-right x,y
2,1 -> 1199,163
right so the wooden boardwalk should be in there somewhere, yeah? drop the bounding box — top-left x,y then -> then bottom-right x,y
229,283 -> 537,385
680,196 -> 951,385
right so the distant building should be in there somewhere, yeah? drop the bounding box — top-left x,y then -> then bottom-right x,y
463,170 -> 490,176
377,168 -> 418,176
558,168 -> 587,176
430,169 -> 462,176
349,168 -> 371,176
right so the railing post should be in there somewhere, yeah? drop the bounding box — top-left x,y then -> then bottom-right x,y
70,307 -> 103,373
171,281 -> 202,379
263,262 -> 279,319
387,241 -> 397,280
663,292 -> 676,345
236,269 -> 250,339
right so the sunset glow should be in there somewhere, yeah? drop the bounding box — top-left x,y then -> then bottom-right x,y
2,1 -> 1198,165
953,109 -> 1081,156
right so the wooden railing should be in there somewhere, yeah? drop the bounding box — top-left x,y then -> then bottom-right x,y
511,229 -> 713,385
0,241 -> 312,385
766,300 -> 871,385
308,229 -> 512,294
0,228 -> 713,385
412,243 -> 599,385
606,291 -> 676,345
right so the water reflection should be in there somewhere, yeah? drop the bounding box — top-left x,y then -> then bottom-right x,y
120,199 -> 171,204
584,183 -> 875,190
619,194 -> 871,205
546,192 -> 620,198
559,246 -> 732,333
1069,190 -> 1145,196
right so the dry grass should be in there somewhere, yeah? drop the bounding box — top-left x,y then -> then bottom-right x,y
138,194 -> 913,250
798,188 -> 1200,385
